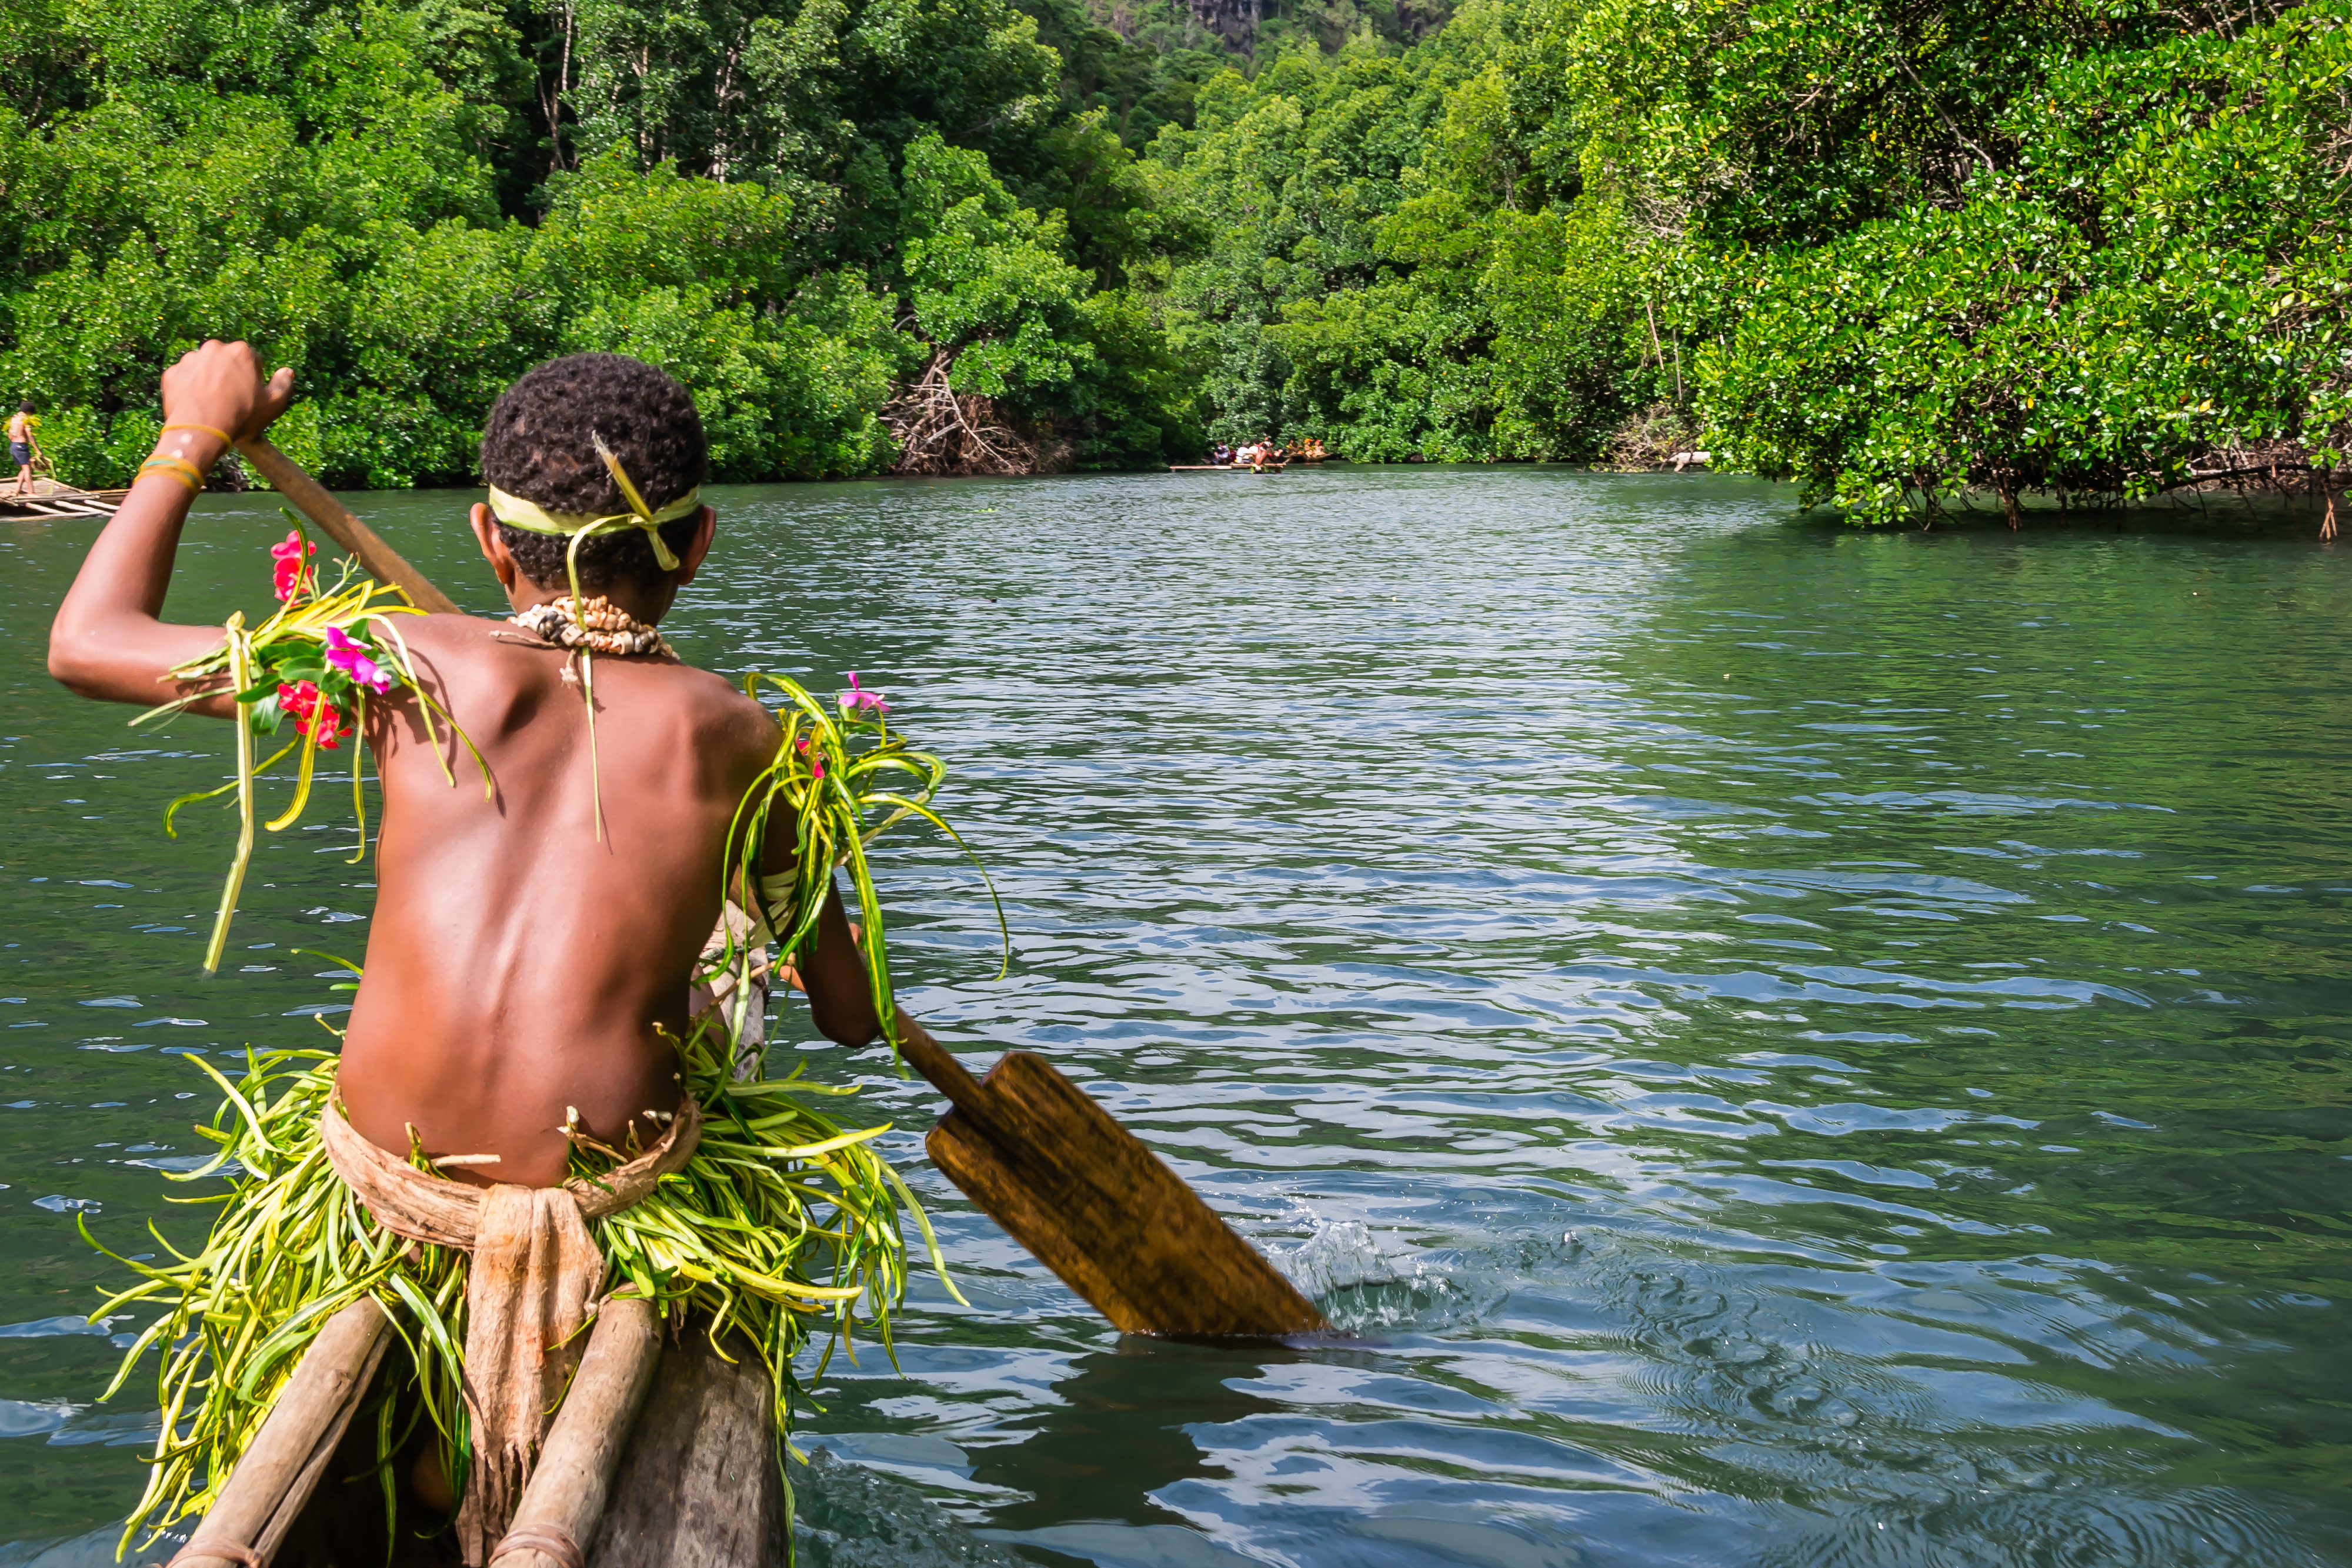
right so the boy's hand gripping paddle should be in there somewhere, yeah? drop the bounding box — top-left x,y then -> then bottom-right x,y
250,444 -> 1329,1339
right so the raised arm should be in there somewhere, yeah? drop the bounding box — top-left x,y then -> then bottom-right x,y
46,341 -> 294,711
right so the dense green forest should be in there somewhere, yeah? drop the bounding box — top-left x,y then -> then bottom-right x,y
2,0 -> 2345,519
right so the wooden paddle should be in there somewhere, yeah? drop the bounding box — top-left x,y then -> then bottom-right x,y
243,439 -> 1328,1339
236,438 -> 462,616
897,1013 -> 1323,1335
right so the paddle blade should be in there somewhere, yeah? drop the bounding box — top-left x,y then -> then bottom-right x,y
924,1051 -> 1326,1337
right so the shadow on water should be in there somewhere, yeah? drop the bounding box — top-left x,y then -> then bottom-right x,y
976,1337 -> 1305,1563
1763,482 -> 2338,537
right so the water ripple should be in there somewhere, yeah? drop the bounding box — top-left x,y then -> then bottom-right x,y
0,473 -> 2345,1563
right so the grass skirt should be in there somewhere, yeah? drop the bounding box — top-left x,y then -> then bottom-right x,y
88,1022 -> 947,1553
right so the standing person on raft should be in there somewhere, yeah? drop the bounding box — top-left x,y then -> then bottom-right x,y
8,400 -> 41,495
46,341 -> 943,1564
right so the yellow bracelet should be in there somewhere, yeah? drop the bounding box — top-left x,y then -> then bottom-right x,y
159,422 -> 234,445
138,463 -> 200,493
139,455 -> 203,493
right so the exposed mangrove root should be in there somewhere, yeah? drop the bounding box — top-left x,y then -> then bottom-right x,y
1880,442 -> 2348,535
884,350 -> 1042,476
1597,401 -> 1700,473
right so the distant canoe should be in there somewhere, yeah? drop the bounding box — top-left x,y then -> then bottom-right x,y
1168,463 -> 1287,473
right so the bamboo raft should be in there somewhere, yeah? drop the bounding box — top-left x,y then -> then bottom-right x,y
175,1296 -> 788,1567
1168,462 -> 1287,472
1,479 -> 126,519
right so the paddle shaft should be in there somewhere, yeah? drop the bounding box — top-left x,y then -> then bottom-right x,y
236,436 -> 463,615
895,1010 -> 989,1113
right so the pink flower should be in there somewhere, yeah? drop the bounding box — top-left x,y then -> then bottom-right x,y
270,531 -> 312,603
323,626 -> 392,694
277,680 -> 349,749
836,670 -> 889,717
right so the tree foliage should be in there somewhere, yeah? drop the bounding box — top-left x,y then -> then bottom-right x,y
1138,0 -> 2348,515
0,0 -> 1198,485
0,0 -> 2340,506
1697,2 -> 2352,518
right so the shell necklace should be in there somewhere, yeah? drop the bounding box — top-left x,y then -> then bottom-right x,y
508,595 -> 675,658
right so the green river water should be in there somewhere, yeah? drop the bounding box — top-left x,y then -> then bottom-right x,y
0,467 -> 2344,1566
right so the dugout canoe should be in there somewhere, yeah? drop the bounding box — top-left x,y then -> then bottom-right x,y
174,1297 -> 788,1567
1167,462 -> 1288,472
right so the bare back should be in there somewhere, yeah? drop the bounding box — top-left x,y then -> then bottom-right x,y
337,613 -> 776,1185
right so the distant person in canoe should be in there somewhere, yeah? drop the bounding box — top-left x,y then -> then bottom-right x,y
48,341 -> 938,1563
7,401 -> 39,496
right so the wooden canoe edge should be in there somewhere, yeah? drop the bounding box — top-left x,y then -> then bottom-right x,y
167,1297 -> 393,1567
590,1328 -> 785,1567
492,1296 -> 663,1568
265,1314 -> 778,1568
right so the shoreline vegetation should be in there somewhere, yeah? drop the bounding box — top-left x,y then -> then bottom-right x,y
4,0 -> 2344,530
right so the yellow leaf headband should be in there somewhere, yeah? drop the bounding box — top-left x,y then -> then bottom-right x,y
485,433 -> 702,611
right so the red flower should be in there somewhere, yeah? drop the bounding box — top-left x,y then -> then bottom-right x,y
271,531 -> 313,603
277,680 -> 349,749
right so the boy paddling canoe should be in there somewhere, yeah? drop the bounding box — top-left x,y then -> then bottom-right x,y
48,341 -> 915,1563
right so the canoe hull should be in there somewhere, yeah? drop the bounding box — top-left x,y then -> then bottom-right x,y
269,1325 -> 786,1567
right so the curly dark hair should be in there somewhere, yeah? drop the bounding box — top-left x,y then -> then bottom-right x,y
479,354 -> 708,590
